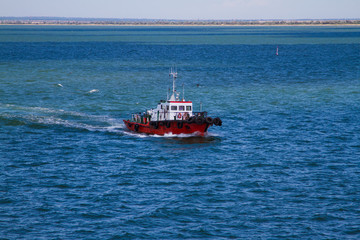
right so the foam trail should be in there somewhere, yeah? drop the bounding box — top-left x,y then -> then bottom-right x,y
1,104 -> 88,117
1,104 -> 121,123
0,103 -> 125,134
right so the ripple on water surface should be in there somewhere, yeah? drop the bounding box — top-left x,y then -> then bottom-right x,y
1,26 -> 360,239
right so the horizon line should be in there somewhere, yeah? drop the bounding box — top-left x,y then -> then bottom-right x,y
1,16 -> 360,21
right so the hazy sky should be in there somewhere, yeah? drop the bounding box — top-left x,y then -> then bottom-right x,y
1,0 -> 359,20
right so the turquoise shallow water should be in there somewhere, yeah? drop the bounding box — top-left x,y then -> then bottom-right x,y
1,26 -> 360,239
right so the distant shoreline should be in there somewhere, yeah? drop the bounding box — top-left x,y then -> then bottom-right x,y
1,19 -> 360,27
2,24 -> 360,27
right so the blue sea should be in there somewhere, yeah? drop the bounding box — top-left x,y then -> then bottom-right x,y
1,25 -> 360,239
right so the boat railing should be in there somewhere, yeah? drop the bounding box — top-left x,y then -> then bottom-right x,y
170,111 -> 208,120
169,111 -> 208,120
132,111 -> 208,123
168,111 -> 191,121
193,111 -> 208,117
131,113 -> 151,124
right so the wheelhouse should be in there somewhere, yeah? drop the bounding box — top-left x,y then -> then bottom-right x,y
148,100 -> 193,121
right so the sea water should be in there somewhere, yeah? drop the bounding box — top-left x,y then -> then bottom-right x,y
0,25 -> 360,239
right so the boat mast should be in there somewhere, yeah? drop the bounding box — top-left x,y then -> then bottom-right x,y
169,67 -> 178,101
182,83 -> 185,101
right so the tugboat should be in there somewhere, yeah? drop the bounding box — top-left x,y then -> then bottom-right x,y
123,68 -> 222,136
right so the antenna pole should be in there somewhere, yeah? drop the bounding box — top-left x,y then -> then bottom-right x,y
170,66 -> 177,95
182,83 -> 185,101
168,66 -> 178,101
173,70 -> 175,94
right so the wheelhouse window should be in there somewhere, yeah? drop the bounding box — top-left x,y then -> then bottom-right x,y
186,106 -> 192,111
171,106 -> 177,111
179,106 -> 185,111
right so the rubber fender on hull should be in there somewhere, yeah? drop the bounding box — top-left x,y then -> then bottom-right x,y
187,116 -> 196,123
150,121 -> 159,129
195,116 -> 205,125
165,121 -> 171,128
205,117 -> 213,124
177,121 -> 183,129
213,117 -> 222,126
134,124 -> 139,132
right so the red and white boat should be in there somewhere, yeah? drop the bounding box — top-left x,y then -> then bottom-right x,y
123,69 -> 222,136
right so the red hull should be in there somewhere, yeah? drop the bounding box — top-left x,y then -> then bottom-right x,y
123,120 -> 210,136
